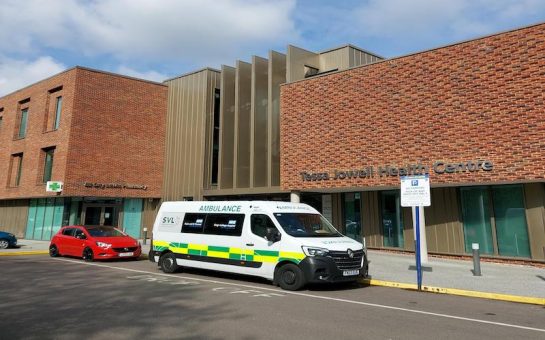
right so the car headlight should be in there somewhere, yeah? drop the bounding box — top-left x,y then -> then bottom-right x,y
96,242 -> 112,249
302,246 -> 329,257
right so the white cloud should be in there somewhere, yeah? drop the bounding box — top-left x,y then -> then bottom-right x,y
0,56 -> 65,96
115,66 -> 169,83
0,0 -> 298,66
344,0 -> 545,53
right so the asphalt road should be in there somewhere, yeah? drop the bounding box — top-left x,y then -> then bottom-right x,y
0,255 -> 544,340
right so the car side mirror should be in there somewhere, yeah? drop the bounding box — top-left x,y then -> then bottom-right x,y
266,228 -> 281,243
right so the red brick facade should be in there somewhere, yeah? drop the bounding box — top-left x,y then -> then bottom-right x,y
0,67 -> 167,199
280,23 -> 545,191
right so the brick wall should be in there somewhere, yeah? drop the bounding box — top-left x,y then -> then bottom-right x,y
64,68 -> 167,198
280,23 -> 545,191
0,67 -> 167,199
0,70 -> 77,199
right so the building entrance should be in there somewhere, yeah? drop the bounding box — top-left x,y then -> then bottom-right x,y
82,203 -> 120,227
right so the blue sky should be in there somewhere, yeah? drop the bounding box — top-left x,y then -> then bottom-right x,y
1,0 -> 544,96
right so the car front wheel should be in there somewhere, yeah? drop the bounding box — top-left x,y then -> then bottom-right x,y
49,244 -> 60,257
82,248 -> 94,262
0,239 -> 9,249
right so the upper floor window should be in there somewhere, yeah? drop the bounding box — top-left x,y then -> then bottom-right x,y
18,108 -> 29,139
42,147 -> 55,183
45,87 -> 63,132
15,98 -> 30,140
8,153 -> 24,187
53,96 -> 62,130
0,107 -> 4,132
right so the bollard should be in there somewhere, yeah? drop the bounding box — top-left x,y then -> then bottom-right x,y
143,228 -> 148,245
472,243 -> 481,276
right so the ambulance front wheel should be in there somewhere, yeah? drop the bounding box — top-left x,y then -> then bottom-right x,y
277,263 -> 306,291
160,253 -> 179,273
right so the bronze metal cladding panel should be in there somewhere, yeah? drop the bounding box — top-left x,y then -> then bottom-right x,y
524,183 -> 545,260
286,45 -> 319,83
219,66 -> 236,190
0,199 -> 29,238
203,71 -> 221,190
362,191 -> 381,248
252,56 -> 269,188
235,61 -> 252,188
348,47 -> 382,67
142,198 -> 161,234
269,51 -> 286,187
163,70 -> 210,200
319,47 -> 349,72
421,187 -> 464,254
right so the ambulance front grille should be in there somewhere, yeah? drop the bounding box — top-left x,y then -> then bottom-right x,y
329,250 -> 363,270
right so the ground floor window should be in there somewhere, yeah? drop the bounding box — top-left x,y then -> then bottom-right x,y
342,193 -> 361,241
380,191 -> 404,248
460,185 -> 530,258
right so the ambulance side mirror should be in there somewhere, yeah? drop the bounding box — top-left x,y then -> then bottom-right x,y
266,228 -> 281,243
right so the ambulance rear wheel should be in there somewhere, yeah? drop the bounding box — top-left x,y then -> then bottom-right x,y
160,253 -> 179,273
277,263 -> 305,291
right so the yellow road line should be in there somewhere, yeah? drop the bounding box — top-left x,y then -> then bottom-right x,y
360,278 -> 545,306
0,250 -> 49,256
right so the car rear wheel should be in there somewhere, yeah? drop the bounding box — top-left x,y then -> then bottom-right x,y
159,253 -> 179,273
277,263 -> 306,291
0,239 -> 9,249
49,244 -> 60,257
82,248 -> 94,262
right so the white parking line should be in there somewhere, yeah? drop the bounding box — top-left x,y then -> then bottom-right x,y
52,258 -> 545,333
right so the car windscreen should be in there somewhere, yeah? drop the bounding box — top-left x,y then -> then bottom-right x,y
85,227 -> 126,237
273,213 -> 342,237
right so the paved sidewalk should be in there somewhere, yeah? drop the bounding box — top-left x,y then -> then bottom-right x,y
2,239 -> 543,304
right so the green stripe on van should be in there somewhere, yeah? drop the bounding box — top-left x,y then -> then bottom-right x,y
254,250 -> 279,257
208,245 -> 230,253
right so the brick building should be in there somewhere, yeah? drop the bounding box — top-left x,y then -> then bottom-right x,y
0,67 -> 167,240
158,22 -> 544,261
280,23 -> 545,260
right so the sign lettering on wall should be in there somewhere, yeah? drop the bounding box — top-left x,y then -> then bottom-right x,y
83,182 -> 148,190
300,160 -> 493,182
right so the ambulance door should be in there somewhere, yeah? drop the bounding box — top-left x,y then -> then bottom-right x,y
244,214 -> 283,278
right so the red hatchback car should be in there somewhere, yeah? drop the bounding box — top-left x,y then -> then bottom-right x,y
49,226 -> 141,261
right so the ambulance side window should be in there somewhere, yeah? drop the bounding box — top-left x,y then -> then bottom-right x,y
251,214 -> 278,239
203,214 -> 244,236
182,213 -> 206,234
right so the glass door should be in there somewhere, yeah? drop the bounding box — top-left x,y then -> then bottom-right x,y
380,191 -> 404,248
342,193 -> 362,241
83,205 -> 119,227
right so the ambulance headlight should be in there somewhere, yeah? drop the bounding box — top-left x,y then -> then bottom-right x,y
302,246 -> 329,257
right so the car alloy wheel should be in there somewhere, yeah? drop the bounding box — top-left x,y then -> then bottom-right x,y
0,239 -> 9,249
83,248 -> 94,262
49,245 -> 59,257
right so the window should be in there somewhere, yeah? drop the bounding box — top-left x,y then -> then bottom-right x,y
211,88 -> 220,185
181,213 -> 206,233
251,214 -> 278,239
203,214 -> 244,236
380,190 -> 404,248
8,153 -> 23,187
342,193 -> 362,241
0,107 -> 4,132
42,147 -> 55,182
461,185 -> 530,258
62,228 -> 76,236
18,108 -> 29,139
53,96 -> 62,130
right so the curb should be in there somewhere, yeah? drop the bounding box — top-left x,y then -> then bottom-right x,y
0,250 -> 49,256
360,278 -> 545,306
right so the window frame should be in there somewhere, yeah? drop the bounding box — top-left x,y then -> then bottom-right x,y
53,96 -> 62,130
42,147 -> 55,183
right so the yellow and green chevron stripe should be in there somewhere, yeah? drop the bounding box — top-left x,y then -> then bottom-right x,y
153,240 -> 305,265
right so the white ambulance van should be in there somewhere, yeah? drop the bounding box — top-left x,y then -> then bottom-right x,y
150,201 -> 368,290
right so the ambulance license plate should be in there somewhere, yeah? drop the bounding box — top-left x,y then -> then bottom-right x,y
119,252 -> 134,257
343,269 -> 359,276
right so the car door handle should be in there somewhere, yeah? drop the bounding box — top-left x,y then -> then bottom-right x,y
246,243 -> 254,247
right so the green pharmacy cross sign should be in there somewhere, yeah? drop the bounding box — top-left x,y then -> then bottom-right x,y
46,181 -> 63,192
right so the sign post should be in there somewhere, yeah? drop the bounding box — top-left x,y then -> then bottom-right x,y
400,175 -> 430,291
